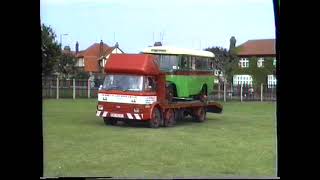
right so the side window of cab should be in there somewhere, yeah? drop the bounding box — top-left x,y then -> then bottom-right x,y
144,76 -> 156,91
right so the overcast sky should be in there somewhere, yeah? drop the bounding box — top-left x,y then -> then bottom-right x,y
40,0 -> 275,53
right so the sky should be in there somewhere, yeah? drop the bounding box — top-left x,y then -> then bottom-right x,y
40,0 -> 276,53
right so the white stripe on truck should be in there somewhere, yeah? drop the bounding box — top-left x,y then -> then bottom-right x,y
102,111 -> 108,117
127,113 -> 134,119
134,114 -> 141,120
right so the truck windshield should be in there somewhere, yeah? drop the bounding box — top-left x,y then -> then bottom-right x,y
101,74 -> 143,92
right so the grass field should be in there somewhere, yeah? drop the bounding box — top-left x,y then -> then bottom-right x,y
43,99 -> 277,178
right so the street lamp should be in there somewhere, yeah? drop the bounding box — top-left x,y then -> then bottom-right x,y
60,33 -> 69,49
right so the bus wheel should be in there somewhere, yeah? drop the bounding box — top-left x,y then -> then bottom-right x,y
149,107 -> 162,128
164,109 -> 175,127
192,107 -> 206,122
166,84 -> 175,103
199,86 -> 208,102
103,117 -> 117,125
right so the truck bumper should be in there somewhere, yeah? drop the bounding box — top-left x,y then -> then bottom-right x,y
96,110 -> 145,120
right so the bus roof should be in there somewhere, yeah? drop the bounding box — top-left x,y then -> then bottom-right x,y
142,46 -> 215,58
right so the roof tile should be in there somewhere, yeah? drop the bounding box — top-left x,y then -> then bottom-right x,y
236,39 -> 276,56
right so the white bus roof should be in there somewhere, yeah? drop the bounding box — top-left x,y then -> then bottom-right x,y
142,46 -> 215,58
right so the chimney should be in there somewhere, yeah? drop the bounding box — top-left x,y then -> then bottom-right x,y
154,41 -> 162,46
229,36 -> 236,53
75,41 -> 79,54
63,46 -> 71,51
100,40 -> 103,56
115,42 -> 119,48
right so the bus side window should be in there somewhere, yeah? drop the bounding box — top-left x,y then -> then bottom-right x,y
191,56 -> 196,70
181,55 -> 190,70
180,56 -> 186,70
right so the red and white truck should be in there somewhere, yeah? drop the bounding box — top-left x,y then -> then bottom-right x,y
96,54 -> 223,128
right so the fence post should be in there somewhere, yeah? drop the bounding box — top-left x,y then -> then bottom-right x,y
240,84 -> 243,102
224,81 -> 226,102
88,79 -> 91,98
48,79 -> 51,98
73,78 -> 76,99
261,83 -> 263,102
271,85 -> 273,100
56,77 -> 59,99
230,83 -> 233,100
218,82 -> 221,100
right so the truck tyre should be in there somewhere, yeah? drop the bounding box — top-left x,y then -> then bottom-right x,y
149,107 -> 162,128
192,107 -> 207,122
103,117 -> 117,126
164,109 -> 176,127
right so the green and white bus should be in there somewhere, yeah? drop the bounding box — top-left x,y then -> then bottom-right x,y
142,46 -> 216,101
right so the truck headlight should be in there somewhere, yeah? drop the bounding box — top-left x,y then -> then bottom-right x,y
97,104 -> 103,110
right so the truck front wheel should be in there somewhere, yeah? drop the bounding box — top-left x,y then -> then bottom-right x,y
103,117 -> 117,126
149,107 -> 162,128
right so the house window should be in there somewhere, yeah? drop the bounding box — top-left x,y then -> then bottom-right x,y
267,75 -> 277,88
239,58 -> 249,68
99,58 -> 107,67
233,75 -> 253,85
214,69 -> 219,76
273,58 -> 276,66
76,58 -> 84,67
257,58 -> 264,68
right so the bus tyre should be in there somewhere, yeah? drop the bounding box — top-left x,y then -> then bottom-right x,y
199,86 -> 208,103
149,107 -> 162,128
164,109 -> 176,127
193,107 -> 206,122
103,117 -> 117,126
166,84 -> 175,103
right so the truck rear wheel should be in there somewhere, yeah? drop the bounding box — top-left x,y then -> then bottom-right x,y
103,117 -> 117,126
164,109 -> 175,127
149,107 -> 162,128
192,107 -> 206,122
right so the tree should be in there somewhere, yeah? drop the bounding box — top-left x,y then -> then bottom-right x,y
41,24 -> 61,76
57,52 -> 78,79
204,46 -> 237,83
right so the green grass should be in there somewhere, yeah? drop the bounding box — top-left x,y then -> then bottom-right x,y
43,99 -> 277,178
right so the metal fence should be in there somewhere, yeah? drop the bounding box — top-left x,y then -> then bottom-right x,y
211,83 -> 277,102
42,78 -> 102,99
42,78 -> 277,101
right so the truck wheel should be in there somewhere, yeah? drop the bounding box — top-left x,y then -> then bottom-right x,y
103,117 -> 117,126
192,107 -> 206,122
149,107 -> 162,128
164,109 -> 175,127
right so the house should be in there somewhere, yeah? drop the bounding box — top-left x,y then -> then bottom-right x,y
233,39 -> 277,87
74,40 -> 124,79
